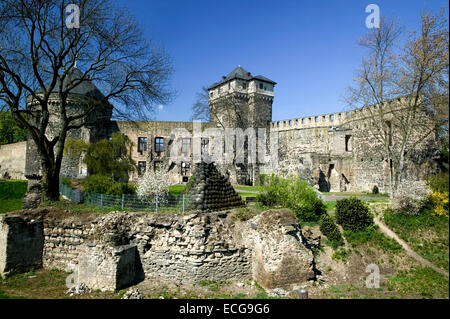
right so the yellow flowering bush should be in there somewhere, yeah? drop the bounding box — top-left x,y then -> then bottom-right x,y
431,191 -> 449,218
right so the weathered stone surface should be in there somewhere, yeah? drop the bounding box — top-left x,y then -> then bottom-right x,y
78,243 -> 140,291
6,208 -> 317,289
240,209 -> 315,290
0,214 -> 44,277
22,178 -> 42,209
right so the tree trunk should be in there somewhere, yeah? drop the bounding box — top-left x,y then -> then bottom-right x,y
40,155 -> 61,202
42,167 -> 60,201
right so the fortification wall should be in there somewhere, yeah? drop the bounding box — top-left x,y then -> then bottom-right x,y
0,141 -> 27,180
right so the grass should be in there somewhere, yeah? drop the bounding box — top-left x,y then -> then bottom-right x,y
321,192 -> 388,197
386,267 -> 449,299
0,268 -> 123,299
234,185 -> 264,192
384,208 -> 449,271
169,185 -> 185,196
343,226 -> 402,253
0,180 -> 27,213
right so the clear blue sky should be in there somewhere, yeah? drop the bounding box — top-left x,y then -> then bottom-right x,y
119,0 -> 448,122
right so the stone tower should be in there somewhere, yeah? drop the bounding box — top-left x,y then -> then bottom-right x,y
207,66 -> 276,184
23,68 -> 112,208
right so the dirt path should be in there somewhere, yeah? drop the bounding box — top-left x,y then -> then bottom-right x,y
374,215 -> 449,277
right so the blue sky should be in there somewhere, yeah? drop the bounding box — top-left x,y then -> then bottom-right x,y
119,0 -> 448,122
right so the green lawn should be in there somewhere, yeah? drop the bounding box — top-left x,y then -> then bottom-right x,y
0,180 -> 27,213
169,185 -> 185,196
321,192 -> 388,197
234,185 -> 264,192
384,208 -> 449,272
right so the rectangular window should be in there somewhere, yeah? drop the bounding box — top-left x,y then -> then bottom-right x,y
155,137 -> 164,153
181,138 -> 191,156
138,161 -> 146,176
242,82 -> 247,89
259,83 -> 263,89
181,161 -> 190,175
201,138 -> 209,156
330,114 -> 335,121
315,116 -> 319,123
138,137 -> 148,154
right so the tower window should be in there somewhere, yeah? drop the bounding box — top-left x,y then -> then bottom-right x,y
210,92 -> 213,97
137,137 -> 148,154
259,83 -> 263,89
301,118 -> 305,124
315,116 -> 319,123
155,137 -> 164,153
181,138 -> 191,156
330,114 -> 335,121
242,82 -> 247,89
181,161 -> 190,175
138,161 -> 146,176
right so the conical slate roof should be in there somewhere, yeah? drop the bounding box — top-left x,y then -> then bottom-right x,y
35,68 -> 104,100
184,162 -> 244,212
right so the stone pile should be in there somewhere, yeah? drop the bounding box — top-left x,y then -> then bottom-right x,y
185,162 -> 244,212
121,288 -> 144,299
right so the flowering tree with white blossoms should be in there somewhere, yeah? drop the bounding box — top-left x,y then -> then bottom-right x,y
392,180 -> 432,215
136,163 -> 170,205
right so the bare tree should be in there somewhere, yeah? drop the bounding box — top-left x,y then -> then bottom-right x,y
0,0 -> 173,201
345,11 -> 449,196
191,86 -> 210,122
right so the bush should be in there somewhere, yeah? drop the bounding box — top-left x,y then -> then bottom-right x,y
257,174 -> 268,186
427,172 -> 449,193
256,174 -> 326,222
372,185 -> 379,194
82,175 -> 118,194
336,197 -> 373,232
61,176 -> 72,188
431,191 -> 449,217
319,214 -> 344,248
392,181 -> 431,215
81,174 -> 135,196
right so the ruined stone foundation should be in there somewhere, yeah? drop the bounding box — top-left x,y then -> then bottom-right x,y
0,208 -> 317,292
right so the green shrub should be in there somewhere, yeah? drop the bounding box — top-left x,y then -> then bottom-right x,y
319,214 -> 344,247
60,177 -> 72,188
81,175 -> 134,196
256,174 -> 326,222
336,197 -> 373,231
427,172 -> 449,193
82,175 -> 117,194
257,174 -> 268,186
372,185 -> 379,194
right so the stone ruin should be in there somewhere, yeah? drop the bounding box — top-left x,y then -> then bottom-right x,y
0,207 -> 320,295
184,162 -> 244,212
